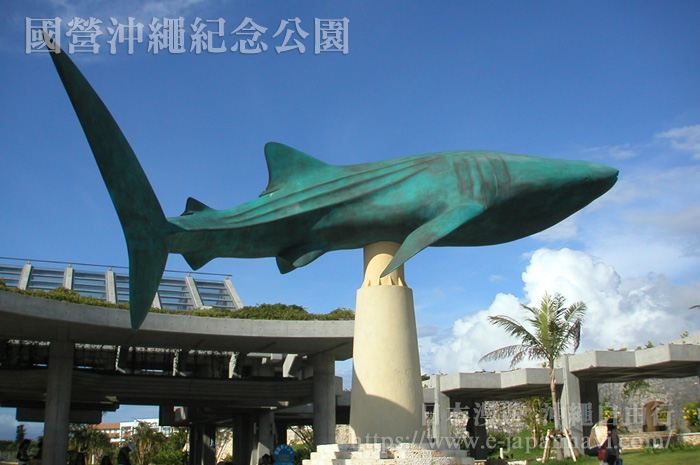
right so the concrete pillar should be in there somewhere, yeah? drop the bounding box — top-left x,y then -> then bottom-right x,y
189,423 -> 216,465
203,424 -> 216,465
312,352 -> 336,445
349,242 -> 423,443
18,262 -> 32,290
580,380 -> 600,441
466,399 -> 487,460
189,425 -> 200,465
63,265 -> 74,289
224,277 -> 244,309
250,411 -> 274,465
105,269 -> 117,303
432,375 -> 451,440
559,355 -> 582,456
43,340 -> 74,465
185,275 -> 204,308
232,414 -> 252,465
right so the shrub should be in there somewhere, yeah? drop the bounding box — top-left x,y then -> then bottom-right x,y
683,398 -> 700,432
1,282 -> 354,320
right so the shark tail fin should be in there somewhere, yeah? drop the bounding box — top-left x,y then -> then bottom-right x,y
44,33 -> 176,331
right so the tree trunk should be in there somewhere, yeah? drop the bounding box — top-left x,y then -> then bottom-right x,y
549,364 -> 564,460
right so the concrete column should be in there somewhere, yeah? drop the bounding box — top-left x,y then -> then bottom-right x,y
466,399 -> 487,460
580,380 -> 600,441
189,425 -> 201,465
152,292 -> 162,309
63,265 -> 74,289
189,423 -> 216,465
232,414 -> 252,465
559,355 -> 582,456
202,424 -> 216,465
185,275 -> 203,308
312,352 -> 336,445
105,269 -> 117,303
349,242 -> 423,443
18,262 -> 32,290
224,277 -> 245,309
43,340 -> 74,465
432,375 -> 451,440
466,399 -> 488,460
250,410 -> 274,465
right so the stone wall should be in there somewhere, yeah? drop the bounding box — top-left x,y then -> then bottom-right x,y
598,376 -> 700,433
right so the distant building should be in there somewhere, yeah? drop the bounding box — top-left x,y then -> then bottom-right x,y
95,418 -> 173,444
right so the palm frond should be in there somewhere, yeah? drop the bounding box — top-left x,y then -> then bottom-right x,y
484,292 -> 589,370
479,344 -> 525,364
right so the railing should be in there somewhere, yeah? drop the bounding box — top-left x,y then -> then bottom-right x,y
0,256 -> 243,312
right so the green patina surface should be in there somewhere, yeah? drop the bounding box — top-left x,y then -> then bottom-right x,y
44,35 -> 617,330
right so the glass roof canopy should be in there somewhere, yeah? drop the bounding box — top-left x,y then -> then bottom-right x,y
0,258 -> 244,312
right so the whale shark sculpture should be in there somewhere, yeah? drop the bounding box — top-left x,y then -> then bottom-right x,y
43,35 -> 618,330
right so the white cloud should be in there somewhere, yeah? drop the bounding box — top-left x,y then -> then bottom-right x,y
422,248 -> 700,375
584,143 -> 638,160
46,0 -> 207,24
0,409 -> 44,440
656,124 -> 700,159
533,215 -> 579,241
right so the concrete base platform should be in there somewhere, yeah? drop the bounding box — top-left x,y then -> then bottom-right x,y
304,443 -> 475,465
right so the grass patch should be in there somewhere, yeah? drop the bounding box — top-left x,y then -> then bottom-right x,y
489,427 -> 699,464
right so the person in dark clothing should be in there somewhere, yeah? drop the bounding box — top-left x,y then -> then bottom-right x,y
17,439 -> 31,465
602,418 -> 621,465
117,443 -> 135,465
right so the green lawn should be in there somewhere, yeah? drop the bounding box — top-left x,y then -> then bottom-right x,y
498,449 -> 700,464
495,430 -> 700,464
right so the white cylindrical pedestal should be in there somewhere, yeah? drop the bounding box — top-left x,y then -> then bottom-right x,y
349,242 -> 424,443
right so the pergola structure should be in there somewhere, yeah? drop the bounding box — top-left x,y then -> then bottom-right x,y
0,291 -> 353,465
426,338 -> 700,459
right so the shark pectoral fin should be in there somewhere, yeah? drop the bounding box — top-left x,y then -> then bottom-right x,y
183,252 -> 215,270
293,249 -> 326,268
276,256 -> 296,274
381,204 -> 486,277
276,244 -> 328,273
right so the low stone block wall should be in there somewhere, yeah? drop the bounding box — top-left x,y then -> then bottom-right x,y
679,432 -> 700,446
619,432 -> 675,450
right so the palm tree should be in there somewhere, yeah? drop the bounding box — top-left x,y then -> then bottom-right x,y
131,421 -> 166,465
479,292 -> 586,460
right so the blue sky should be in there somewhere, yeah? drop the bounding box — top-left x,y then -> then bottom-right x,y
1,0 -> 699,439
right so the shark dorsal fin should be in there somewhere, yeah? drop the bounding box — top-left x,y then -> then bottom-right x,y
182,197 -> 213,216
262,142 -> 330,195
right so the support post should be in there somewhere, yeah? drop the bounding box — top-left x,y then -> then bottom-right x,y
43,340 -> 74,465
580,380 -> 600,441
250,410 -> 274,465
466,399 -> 488,460
432,375 -> 451,440
313,352 -> 336,445
560,355 -> 583,457
231,415 -> 252,465
349,242 -> 423,443
202,424 -> 216,465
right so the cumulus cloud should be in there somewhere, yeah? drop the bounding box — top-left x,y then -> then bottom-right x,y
656,124 -> 700,159
422,248 -> 700,375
